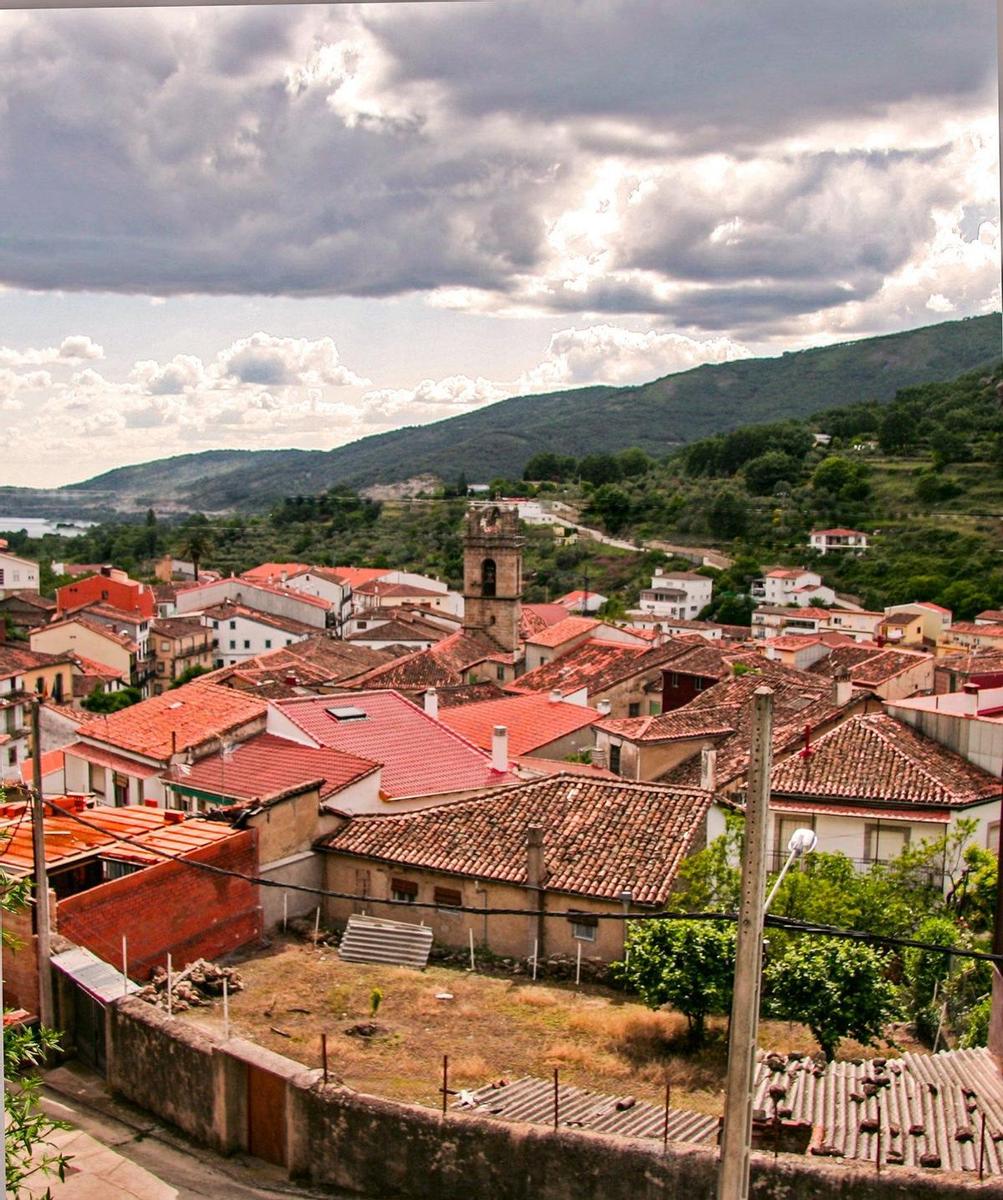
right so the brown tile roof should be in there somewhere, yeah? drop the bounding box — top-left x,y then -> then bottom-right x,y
151,617 -> 212,639
76,682 -> 266,761
808,645 -> 928,689
975,610 -> 1003,624
0,591 -> 56,611
661,667 -> 856,789
509,639 -> 642,697
202,603 -> 317,637
597,708 -> 735,743
36,615 -> 137,651
950,621 -> 1003,638
771,713 -> 1000,809
344,629 -> 512,692
0,644 -> 75,679
346,615 -> 451,644
428,682 -> 509,708
934,651 -> 1003,677
321,773 -> 713,904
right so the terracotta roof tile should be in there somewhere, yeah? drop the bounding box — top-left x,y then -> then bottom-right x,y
344,630 -> 511,691
439,694 -> 600,755
597,708 -> 735,743
771,713 -> 1000,809
808,645 -> 928,688
525,616 -> 600,648
76,682 -> 266,761
168,731 -> 378,805
519,603 -> 571,639
273,690 -> 518,800
321,773 -> 713,904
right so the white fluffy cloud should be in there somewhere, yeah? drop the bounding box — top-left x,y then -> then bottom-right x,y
520,326 -> 749,389
0,335 -> 103,368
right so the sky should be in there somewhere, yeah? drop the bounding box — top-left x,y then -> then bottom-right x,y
0,0 -> 998,488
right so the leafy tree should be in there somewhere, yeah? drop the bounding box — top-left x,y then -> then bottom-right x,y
669,812 -> 744,912
0,795 -> 71,1195
81,686 -> 141,713
170,665 -> 213,689
902,916 -> 959,1044
707,488 -> 748,539
586,484 -> 632,534
578,453 -> 623,487
764,938 -> 900,1060
523,452 -> 576,482
180,515 -> 213,582
615,920 -> 737,1045
617,447 -> 654,478
742,451 -> 800,496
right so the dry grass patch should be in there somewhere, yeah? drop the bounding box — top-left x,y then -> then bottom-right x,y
186,939 -> 920,1117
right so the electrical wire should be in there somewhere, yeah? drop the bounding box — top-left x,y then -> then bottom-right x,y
37,797 -> 1003,967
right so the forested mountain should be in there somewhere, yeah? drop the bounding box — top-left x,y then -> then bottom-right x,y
5,313 -> 999,515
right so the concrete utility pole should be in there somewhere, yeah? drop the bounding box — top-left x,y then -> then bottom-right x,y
717,686 -> 773,1200
30,700 -> 54,1030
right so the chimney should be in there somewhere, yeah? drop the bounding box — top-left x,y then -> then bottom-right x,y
424,687 -> 439,719
962,681 -> 981,714
596,699 -> 612,717
591,744 -> 608,770
526,823 -> 546,958
491,725 -> 509,772
549,690 -> 563,705
832,667 -> 853,707
700,743 -> 717,792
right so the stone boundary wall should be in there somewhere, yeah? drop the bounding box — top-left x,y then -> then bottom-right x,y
102,997 -> 1003,1200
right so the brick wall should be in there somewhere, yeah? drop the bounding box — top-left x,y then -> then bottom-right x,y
58,830 -> 261,980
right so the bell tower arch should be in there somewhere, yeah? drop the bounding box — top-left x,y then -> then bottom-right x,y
462,506 -> 524,653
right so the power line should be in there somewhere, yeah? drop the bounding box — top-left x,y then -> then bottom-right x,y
38,798 -> 1003,967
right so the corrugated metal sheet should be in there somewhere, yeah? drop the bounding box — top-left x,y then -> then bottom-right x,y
52,945 -> 141,1004
459,1076 -> 719,1145
752,1048 -> 1003,1175
338,914 -> 433,968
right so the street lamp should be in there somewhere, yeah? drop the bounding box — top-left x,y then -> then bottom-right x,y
763,828 -> 817,913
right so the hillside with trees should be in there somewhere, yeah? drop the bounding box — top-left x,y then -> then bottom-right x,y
2,314 -> 998,516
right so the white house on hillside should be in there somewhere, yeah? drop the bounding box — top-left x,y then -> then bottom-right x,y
0,547 -> 39,598
809,528 -> 869,554
638,569 -> 712,620
751,568 -> 835,608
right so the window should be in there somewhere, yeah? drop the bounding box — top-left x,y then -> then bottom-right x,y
669,672 -> 680,687
609,743 -> 621,775
988,822 -> 1000,854
229,620 -> 236,630
6,748 -> 14,767
649,702 -> 660,716
628,702 -> 640,718
569,912 -> 597,942
496,665 -> 506,681
229,640 -> 236,650
357,621 -> 367,629
391,878 -> 418,904
156,662 -> 164,674
865,822 -> 910,865
89,762 -> 105,795
243,640 -> 250,649
694,678 -> 706,692
161,641 -> 170,652
481,558 -> 497,598
434,885 -> 462,909
264,639 -> 272,649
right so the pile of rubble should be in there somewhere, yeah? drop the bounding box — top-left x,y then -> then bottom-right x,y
138,959 -> 245,1012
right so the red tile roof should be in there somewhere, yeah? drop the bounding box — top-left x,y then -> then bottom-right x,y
509,639 -> 642,697
0,644 -> 76,679
525,616 -> 600,648
329,567 -> 391,589
354,581 -> 442,600
321,773 -> 713,905
520,603 -> 572,639
241,562 -> 310,584
0,795 -> 240,874
771,713 -> 1001,809
808,645 -> 929,689
512,755 -> 619,780
18,750 -> 65,784
202,602 -> 317,636
63,742 -> 163,778
950,622 -> 1003,638
344,630 -> 512,692
439,694 -> 600,755
169,732 -> 378,805
35,615 -> 138,651
811,528 -> 867,537
76,682 -> 266,762
272,690 -> 518,800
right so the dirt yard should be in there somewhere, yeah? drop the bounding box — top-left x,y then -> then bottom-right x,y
187,937 -> 912,1115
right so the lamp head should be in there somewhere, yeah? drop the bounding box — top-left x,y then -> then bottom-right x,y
787,827 -> 818,857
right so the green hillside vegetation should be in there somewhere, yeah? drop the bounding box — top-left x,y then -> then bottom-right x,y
550,364 -> 1003,620
3,314 -> 998,515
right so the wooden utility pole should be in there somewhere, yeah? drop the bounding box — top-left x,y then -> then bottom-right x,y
30,699 -> 54,1029
717,686 -> 774,1200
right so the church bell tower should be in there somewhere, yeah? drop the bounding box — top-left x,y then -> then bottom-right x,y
462,505 -> 524,653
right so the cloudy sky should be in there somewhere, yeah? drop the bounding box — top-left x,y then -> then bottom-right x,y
0,0 -> 998,487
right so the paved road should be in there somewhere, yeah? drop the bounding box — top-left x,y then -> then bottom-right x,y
39,1067 -> 335,1200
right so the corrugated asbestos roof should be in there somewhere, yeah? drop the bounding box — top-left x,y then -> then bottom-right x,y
752,1049 -> 1003,1175
459,1076 -> 719,1144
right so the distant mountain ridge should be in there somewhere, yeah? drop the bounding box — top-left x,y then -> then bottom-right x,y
5,314 -> 1000,516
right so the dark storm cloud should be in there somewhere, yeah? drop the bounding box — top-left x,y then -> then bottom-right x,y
373,0 -> 995,148
0,0 -> 993,333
